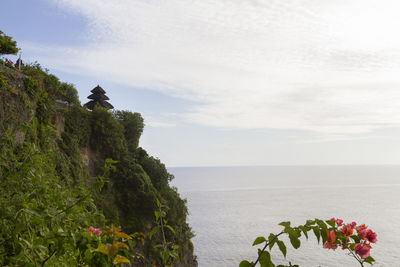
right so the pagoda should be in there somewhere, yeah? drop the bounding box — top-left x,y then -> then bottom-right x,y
84,85 -> 114,110
14,53 -> 23,69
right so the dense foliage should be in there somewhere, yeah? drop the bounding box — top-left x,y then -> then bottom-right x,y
0,34 -> 195,266
0,120 -> 102,266
0,30 -> 18,55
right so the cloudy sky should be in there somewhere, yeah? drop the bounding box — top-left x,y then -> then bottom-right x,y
2,0 -> 400,166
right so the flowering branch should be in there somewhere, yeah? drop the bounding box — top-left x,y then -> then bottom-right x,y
240,218 -> 377,267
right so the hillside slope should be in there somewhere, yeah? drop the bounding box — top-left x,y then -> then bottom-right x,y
0,60 -> 196,266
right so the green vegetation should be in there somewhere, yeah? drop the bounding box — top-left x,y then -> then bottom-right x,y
0,33 -> 195,266
0,30 -> 18,55
241,219 -> 377,267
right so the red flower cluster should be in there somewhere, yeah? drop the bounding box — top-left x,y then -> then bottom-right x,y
323,230 -> 338,250
324,218 -> 377,259
87,226 -> 102,236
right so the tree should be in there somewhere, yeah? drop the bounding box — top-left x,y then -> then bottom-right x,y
113,110 -> 144,154
0,30 -> 18,55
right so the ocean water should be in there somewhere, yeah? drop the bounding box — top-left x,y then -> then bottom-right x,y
169,166 -> 400,267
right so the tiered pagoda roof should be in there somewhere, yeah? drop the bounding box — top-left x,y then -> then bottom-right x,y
84,85 -> 114,110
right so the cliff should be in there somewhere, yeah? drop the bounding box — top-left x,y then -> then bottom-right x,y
0,61 -> 196,266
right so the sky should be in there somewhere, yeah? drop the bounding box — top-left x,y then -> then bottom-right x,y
2,0 -> 400,166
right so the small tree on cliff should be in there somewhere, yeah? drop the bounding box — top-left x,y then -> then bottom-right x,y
84,85 -> 114,110
0,30 -> 19,55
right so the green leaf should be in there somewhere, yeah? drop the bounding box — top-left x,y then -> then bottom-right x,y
299,226 -> 308,239
253,236 -> 267,246
285,227 -> 300,238
277,240 -> 287,258
259,251 -> 274,267
84,249 -> 93,261
239,260 -> 253,267
305,219 -> 315,226
363,256 -> 375,264
165,225 -> 175,234
316,219 -> 327,231
278,221 -> 291,228
149,226 -> 159,240
113,255 -> 130,264
326,220 -> 336,228
350,235 -> 360,243
268,233 -> 276,250
312,227 -> 320,244
289,235 -> 301,249
320,228 -> 327,244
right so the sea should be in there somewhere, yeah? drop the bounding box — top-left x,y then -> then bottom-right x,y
169,165 -> 400,267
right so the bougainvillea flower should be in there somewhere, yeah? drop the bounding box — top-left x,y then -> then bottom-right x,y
366,229 -> 377,243
356,224 -> 367,232
339,225 -> 354,237
323,230 -> 338,250
323,242 -> 338,250
349,222 -> 357,229
327,230 -> 336,243
93,228 -> 102,235
354,242 -> 372,259
330,217 -> 343,226
88,226 -> 101,235
358,229 -> 367,240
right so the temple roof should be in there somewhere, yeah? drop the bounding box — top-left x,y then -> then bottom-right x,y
87,93 -> 110,100
90,85 -> 106,94
84,84 -> 114,110
84,100 -> 114,110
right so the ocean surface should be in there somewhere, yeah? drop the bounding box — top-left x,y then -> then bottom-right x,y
169,166 -> 400,267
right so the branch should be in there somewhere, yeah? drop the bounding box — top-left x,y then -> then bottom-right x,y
41,249 -> 56,267
253,231 -> 285,266
347,248 -> 364,267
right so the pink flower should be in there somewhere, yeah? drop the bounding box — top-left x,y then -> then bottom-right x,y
323,242 -> 338,250
339,224 -> 354,237
358,229 -> 367,240
349,222 -> 357,229
366,229 -> 377,243
323,230 -> 338,250
93,228 -> 102,235
330,217 -> 343,226
354,242 -> 372,259
87,226 -> 101,235
356,224 -> 367,232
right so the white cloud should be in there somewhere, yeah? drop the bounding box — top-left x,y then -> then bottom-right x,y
36,0 -> 400,135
